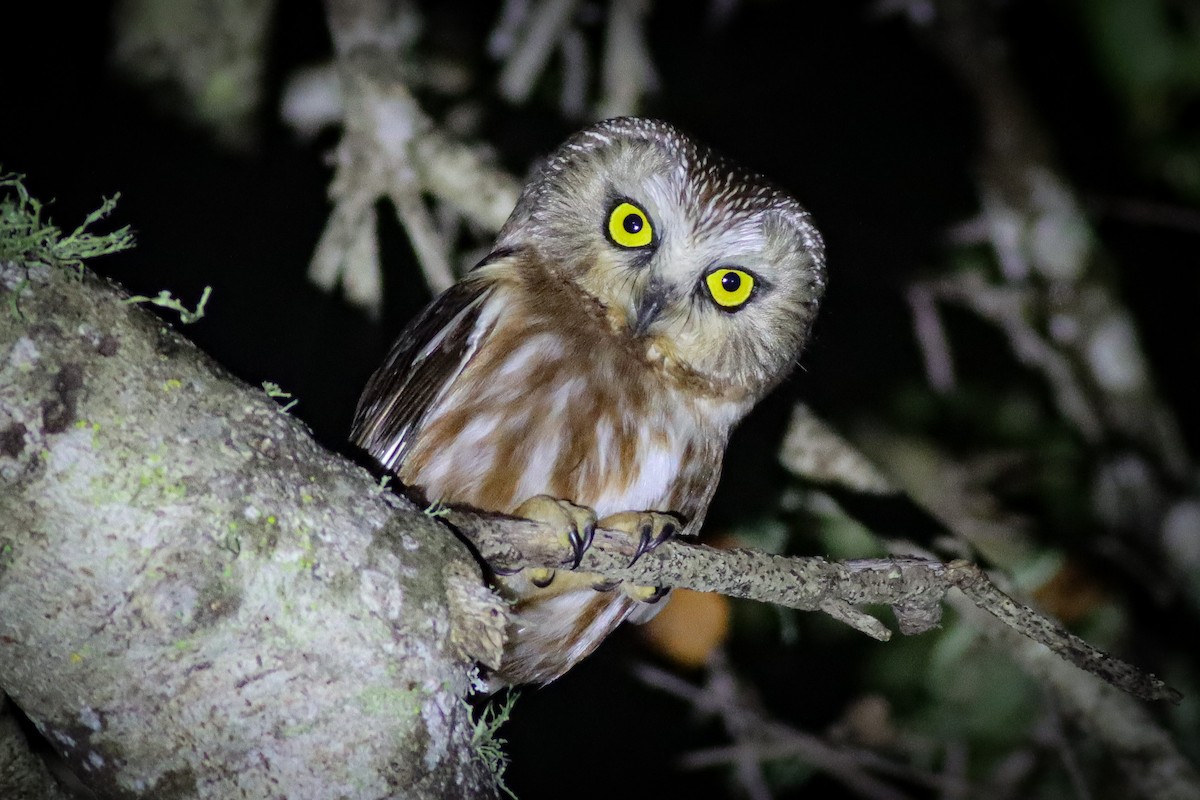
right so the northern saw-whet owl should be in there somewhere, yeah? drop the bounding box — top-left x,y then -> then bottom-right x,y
352,117 -> 826,686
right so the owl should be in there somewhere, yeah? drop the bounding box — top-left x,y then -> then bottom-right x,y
352,117 -> 826,686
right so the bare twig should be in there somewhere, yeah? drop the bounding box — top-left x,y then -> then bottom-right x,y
597,0 -> 656,118
915,273 -> 1106,443
906,282 -> 956,392
497,0 -> 580,104
636,657 -> 955,800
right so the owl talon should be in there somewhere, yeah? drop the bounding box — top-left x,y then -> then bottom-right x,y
631,523 -> 658,565
591,578 -> 622,592
632,517 -> 679,565
513,495 -> 599,571
598,511 -> 680,566
567,519 -> 596,570
529,567 -> 556,588
623,584 -> 669,604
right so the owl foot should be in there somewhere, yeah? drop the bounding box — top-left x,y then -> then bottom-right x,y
623,584 -> 670,604
589,578 -> 667,605
595,510 -> 680,605
597,511 -> 680,566
527,567 -> 556,588
513,495 -> 598,573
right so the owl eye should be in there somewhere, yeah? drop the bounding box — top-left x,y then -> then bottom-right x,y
606,201 -> 654,249
704,268 -> 756,310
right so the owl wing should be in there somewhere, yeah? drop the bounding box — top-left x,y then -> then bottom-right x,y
351,276 -> 497,472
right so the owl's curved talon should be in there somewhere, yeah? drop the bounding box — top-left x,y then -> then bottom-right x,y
601,511 -> 679,566
591,578 -> 622,592
529,567 -> 556,588
623,584 -> 669,604
597,510 -> 681,566
514,495 -> 599,571
632,524 -> 654,564
567,519 -> 596,570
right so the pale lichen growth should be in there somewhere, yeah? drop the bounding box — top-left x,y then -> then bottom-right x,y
123,286 -> 212,325
470,689 -> 519,799
0,172 -> 134,271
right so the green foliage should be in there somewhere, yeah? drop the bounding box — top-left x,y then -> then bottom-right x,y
0,172 -> 135,269
1076,0 -> 1200,200
471,689 -> 520,799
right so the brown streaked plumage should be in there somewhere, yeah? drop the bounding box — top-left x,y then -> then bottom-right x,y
352,117 -> 826,685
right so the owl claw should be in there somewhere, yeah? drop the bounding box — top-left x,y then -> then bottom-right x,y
513,495 -> 599,572
629,518 -> 678,566
597,511 -> 680,567
567,519 -> 596,570
624,584 -> 669,604
528,567 -> 556,588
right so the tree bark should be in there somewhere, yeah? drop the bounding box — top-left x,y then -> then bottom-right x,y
0,261 -> 502,799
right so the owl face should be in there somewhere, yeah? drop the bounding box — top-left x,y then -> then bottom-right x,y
495,117 -> 826,402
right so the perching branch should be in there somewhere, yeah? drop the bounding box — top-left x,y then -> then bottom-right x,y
442,510 -> 1179,704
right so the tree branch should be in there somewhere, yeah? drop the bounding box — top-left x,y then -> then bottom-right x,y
0,262 -> 504,799
442,509 -> 1179,704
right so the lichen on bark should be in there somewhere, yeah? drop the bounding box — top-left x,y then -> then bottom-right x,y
0,260 -> 502,799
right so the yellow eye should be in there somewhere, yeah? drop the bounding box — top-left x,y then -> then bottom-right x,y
705,268 -> 755,309
606,201 -> 654,248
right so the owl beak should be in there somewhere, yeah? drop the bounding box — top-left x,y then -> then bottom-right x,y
633,282 -> 668,336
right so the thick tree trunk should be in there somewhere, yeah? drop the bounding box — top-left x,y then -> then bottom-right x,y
0,261 -> 501,799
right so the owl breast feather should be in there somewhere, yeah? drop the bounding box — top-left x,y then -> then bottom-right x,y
395,277 -> 736,534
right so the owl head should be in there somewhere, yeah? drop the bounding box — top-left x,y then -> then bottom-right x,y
494,117 -> 826,403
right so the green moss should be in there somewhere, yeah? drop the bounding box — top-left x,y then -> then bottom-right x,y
249,524 -> 280,557
355,685 -> 424,719
124,287 -> 211,325
471,690 -> 519,799
89,448 -> 187,507
0,172 -> 134,271
278,720 -> 316,738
